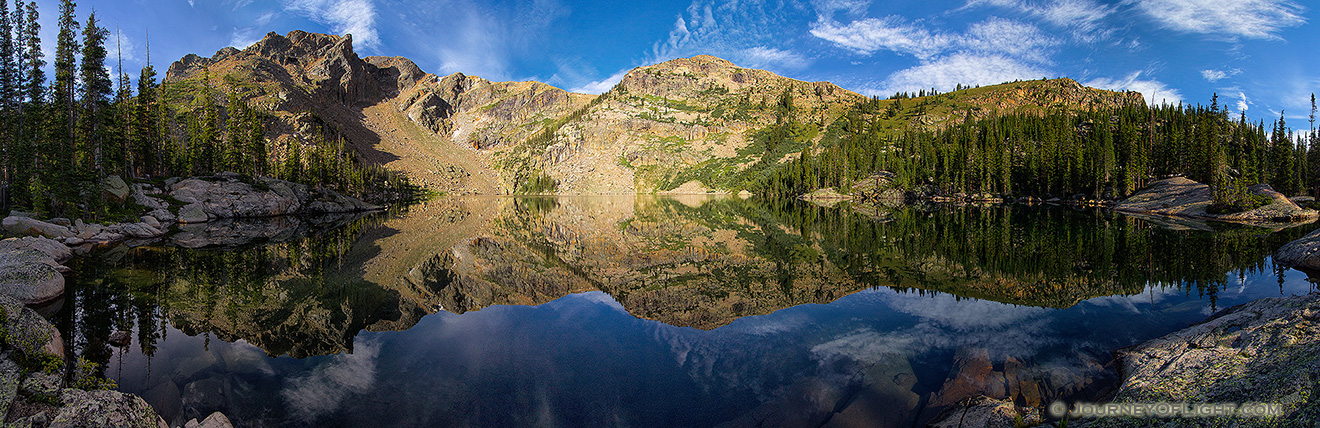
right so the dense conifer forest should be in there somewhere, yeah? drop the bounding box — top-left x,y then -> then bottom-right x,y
754,92 -> 1320,210
0,0 -> 411,220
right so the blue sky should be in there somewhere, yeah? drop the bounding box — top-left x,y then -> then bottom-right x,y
62,0 -> 1320,126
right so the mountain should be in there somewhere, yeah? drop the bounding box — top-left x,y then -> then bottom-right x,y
164,30 -> 1143,195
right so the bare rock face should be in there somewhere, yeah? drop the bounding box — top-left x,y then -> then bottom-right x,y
1085,292 -> 1320,427
0,249 -> 65,304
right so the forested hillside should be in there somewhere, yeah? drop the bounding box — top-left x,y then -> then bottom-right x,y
0,0 -> 413,220
756,93 -> 1320,207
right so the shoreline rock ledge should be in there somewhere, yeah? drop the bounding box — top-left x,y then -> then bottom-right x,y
1113,177 -> 1318,223
1081,292 -> 1320,427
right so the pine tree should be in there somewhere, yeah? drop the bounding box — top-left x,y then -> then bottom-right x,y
49,0 -> 78,212
111,29 -> 131,175
0,0 -> 11,191
133,31 -> 158,177
78,11 -> 110,175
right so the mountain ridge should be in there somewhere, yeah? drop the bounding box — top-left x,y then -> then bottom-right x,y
162,30 -> 1144,195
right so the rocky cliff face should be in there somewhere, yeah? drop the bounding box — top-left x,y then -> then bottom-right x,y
165,31 -> 1149,195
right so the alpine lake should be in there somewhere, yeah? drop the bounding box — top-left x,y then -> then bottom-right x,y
50,195 -> 1320,427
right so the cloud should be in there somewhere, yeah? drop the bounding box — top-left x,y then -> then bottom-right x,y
963,17 -> 1060,63
1132,0 -> 1306,39
1237,92 -> 1250,113
1085,71 -> 1183,105
1202,69 -> 1227,82
649,0 -> 805,67
569,68 -> 629,94
966,0 -> 1114,41
281,0 -> 379,47
810,16 -> 957,59
811,13 -> 1059,93
230,28 -> 265,49
874,52 -> 1050,95
282,340 -> 381,422
738,46 -> 810,69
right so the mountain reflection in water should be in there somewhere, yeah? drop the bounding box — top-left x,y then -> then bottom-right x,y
57,196 -> 1320,427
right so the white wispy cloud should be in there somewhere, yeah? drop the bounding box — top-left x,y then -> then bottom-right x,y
874,52 -> 1050,95
738,46 -> 810,69
282,340 -> 381,422
281,0 -> 379,47
1201,68 -> 1244,83
966,0 -> 1114,41
650,0 -> 811,70
963,17 -> 1060,63
569,68 -> 630,94
813,13 -> 1058,94
1085,71 -> 1183,105
809,16 -> 957,59
1132,0 -> 1306,39
1237,92 -> 1251,113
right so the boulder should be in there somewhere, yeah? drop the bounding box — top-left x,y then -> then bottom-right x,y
120,222 -> 165,239
147,209 -> 177,225
2,216 -> 74,239
0,294 -> 63,358
131,185 -> 170,211
102,176 -> 131,202
1275,228 -> 1320,271
183,412 -> 234,428
49,389 -> 169,428
178,203 -> 209,224
0,237 -> 72,262
0,249 -> 66,304
0,359 -> 20,419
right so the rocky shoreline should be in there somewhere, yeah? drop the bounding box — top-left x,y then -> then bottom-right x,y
0,173 -> 381,427
926,291 -> 1320,428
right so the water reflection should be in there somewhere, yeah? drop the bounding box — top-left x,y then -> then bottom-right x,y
56,196 -> 1320,427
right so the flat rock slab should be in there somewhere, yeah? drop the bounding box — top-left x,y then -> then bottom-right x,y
1,216 -> 74,239
0,237 -> 72,262
1114,177 -> 1318,223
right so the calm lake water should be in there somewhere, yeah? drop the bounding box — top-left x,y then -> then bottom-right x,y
53,196 -> 1320,428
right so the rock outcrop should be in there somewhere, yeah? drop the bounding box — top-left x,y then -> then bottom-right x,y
1113,177 -> 1318,223
1083,292 -> 1320,427
1274,228 -> 1320,271
926,395 -> 1042,428
168,173 -> 379,221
